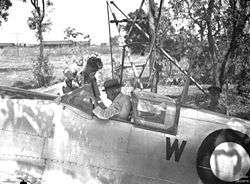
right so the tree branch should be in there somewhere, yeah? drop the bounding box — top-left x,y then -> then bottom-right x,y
40,0 -> 45,22
184,0 -> 200,25
213,18 -> 221,37
30,0 -> 36,8
205,0 -> 221,86
219,0 -> 249,86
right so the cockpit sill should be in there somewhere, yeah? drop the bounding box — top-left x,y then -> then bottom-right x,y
0,85 -> 249,132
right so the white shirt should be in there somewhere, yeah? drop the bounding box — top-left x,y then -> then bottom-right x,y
93,93 -> 131,120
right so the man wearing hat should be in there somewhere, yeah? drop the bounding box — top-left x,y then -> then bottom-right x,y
201,85 -> 227,114
93,79 -> 132,120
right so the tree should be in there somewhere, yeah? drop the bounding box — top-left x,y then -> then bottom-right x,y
28,0 -> 52,59
123,0 -> 250,96
0,0 -> 12,26
123,2 -> 176,92
218,0 -> 250,87
64,27 -> 84,40
124,2 -> 175,52
27,0 -> 54,87
123,8 -> 150,54
110,35 -> 120,46
168,0 -> 250,88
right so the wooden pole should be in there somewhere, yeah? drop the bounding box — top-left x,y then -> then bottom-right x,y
110,1 -> 207,96
173,59 -> 194,133
106,1 -> 114,78
120,46 -> 126,84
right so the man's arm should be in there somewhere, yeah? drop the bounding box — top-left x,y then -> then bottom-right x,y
91,78 -> 106,108
93,104 -> 120,120
91,78 -> 101,99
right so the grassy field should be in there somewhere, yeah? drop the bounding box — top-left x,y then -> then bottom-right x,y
0,45 -> 249,120
0,45 -> 150,87
0,45 -> 114,86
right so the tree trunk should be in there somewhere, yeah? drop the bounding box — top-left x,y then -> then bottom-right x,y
150,64 -> 159,93
148,0 -> 158,92
205,0 -> 220,87
38,20 -> 45,86
38,21 -> 44,60
169,61 -> 172,77
218,0 -> 249,88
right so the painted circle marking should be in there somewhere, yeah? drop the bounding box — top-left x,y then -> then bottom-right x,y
196,129 -> 250,184
210,142 -> 250,182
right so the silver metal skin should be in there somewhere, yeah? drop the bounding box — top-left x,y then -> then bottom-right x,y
0,87 -> 249,184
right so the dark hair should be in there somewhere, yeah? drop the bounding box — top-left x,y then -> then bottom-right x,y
87,56 -> 103,70
102,79 -> 123,91
107,87 -> 121,96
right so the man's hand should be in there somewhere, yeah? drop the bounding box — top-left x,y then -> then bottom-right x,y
93,106 -> 103,119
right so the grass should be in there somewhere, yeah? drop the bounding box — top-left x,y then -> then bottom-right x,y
0,45 -> 149,86
0,45 -> 118,86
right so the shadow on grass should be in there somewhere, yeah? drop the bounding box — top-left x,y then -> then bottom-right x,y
11,78 -> 65,90
0,67 -> 31,72
11,81 -> 36,89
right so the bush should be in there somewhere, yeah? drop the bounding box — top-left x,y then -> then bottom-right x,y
32,55 -> 55,87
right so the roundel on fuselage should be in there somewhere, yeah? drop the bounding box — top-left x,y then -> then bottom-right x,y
196,129 -> 250,184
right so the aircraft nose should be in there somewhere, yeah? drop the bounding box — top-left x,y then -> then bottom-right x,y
210,142 -> 250,182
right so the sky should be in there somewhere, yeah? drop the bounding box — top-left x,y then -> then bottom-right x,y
0,0 -> 145,44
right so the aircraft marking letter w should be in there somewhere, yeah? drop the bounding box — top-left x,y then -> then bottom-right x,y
166,137 -> 187,162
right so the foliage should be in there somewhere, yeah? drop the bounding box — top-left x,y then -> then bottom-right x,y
64,27 -> 89,40
123,3 -> 186,90
169,0 -> 249,92
123,8 -> 150,54
124,5 -> 176,52
0,0 -> 12,26
124,0 -> 250,95
32,55 -> 54,87
233,56 -> 250,99
110,35 -> 120,46
28,0 -> 54,87
27,10 -> 52,39
27,0 -> 53,40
